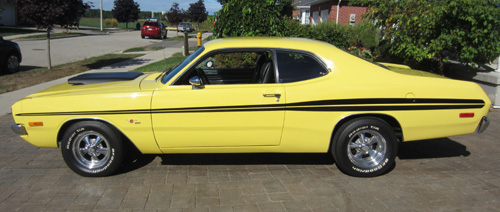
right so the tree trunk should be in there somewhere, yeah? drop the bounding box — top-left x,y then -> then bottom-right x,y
437,52 -> 444,76
47,28 -> 52,70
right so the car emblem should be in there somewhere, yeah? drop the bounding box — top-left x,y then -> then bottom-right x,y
127,119 -> 141,124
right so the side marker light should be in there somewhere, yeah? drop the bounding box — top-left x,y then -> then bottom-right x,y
459,113 -> 474,118
29,122 -> 44,127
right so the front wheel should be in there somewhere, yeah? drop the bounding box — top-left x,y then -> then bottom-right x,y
332,118 -> 398,177
61,121 -> 124,177
5,54 -> 20,74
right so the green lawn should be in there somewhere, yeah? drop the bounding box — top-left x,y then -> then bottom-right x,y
0,53 -> 143,94
123,46 -> 164,53
16,32 -> 87,40
131,52 -> 186,73
0,26 -> 42,37
79,17 -> 145,30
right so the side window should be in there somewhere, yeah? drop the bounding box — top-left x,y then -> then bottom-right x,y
276,51 -> 328,83
175,51 -> 274,85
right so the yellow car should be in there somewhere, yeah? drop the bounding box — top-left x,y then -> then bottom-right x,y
10,38 -> 491,177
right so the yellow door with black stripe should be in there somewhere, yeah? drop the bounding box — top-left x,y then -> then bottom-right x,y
151,84 -> 285,148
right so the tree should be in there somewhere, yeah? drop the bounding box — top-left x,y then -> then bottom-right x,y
166,2 -> 185,27
353,0 -> 500,75
112,0 -> 140,28
59,0 -> 90,30
214,0 -> 293,37
9,0 -> 89,70
187,0 -> 208,30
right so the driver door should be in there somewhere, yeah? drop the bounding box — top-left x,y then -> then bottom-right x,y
151,50 -> 286,149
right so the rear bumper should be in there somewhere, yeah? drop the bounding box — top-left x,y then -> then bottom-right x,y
141,30 -> 160,36
476,116 -> 490,133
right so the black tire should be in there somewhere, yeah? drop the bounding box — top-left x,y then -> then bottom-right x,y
61,121 -> 124,177
141,35 -> 145,39
332,118 -> 398,177
5,54 -> 20,74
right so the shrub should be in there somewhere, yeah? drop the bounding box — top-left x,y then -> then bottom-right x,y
105,18 -> 118,28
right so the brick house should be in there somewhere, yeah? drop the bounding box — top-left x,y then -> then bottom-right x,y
299,0 -> 367,25
292,0 -> 315,25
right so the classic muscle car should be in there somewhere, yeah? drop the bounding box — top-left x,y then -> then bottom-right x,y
11,38 -> 491,177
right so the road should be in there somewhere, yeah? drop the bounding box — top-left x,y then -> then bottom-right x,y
15,29 -> 170,70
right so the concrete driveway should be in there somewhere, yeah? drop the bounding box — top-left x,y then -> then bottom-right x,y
13,29 -> 167,70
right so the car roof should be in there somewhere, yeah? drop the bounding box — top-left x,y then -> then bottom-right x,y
203,37 -> 338,53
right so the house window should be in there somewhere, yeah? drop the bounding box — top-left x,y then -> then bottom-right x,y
312,11 -> 319,25
320,10 -> 329,23
302,10 -> 311,24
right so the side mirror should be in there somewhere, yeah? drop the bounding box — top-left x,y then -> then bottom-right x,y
189,76 -> 204,89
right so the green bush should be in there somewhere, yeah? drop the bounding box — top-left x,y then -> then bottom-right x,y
283,20 -> 349,50
104,18 -> 118,28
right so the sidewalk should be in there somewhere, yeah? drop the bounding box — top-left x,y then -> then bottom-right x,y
0,34 -> 208,116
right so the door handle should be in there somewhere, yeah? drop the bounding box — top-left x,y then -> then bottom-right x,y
263,93 -> 281,102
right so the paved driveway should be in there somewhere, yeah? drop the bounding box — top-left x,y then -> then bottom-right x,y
14,29 -> 166,70
0,111 -> 499,211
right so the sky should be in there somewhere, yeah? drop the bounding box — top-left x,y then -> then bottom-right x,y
90,0 -> 223,15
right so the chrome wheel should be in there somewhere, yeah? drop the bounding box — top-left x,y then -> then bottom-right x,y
332,118 -> 397,177
347,130 -> 387,169
72,131 -> 111,170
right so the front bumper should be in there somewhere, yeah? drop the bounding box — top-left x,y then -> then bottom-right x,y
11,124 -> 27,135
476,116 -> 490,133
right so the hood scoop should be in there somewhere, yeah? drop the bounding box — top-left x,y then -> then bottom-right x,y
68,72 -> 144,85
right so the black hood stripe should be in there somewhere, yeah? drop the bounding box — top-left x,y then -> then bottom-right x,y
15,98 -> 486,116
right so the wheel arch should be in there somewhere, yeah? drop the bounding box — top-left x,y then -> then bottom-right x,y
57,118 -> 141,153
7,50 -> 22,62
330,113 -> 404,147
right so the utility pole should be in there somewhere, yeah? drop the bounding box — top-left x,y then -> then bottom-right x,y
100,0 -> 103,31
497,56 -> 500,72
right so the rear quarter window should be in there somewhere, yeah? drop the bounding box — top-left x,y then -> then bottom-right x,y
276,51 -> 328,83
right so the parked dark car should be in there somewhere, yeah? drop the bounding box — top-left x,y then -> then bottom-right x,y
0,36 -> 22,74
177,22 -> 194,33
141,19 -> 167,39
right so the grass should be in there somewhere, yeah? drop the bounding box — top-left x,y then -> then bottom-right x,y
16,32 -> 87,40
131,52 -> 186,73
123,46 -> 164,53
0,26 -> 41,37
79,17 -> 144,30
0,53 -> 143,94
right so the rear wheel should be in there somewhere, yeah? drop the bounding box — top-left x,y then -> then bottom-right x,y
332,118 -> 398,177
61,121 -> 124,177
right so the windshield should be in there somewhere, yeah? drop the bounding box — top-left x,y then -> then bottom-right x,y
161,46 -> 205,84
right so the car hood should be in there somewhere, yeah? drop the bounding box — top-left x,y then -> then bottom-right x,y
24,72 -> 156,99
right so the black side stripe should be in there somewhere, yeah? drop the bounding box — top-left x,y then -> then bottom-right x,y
15,98 -> 485,116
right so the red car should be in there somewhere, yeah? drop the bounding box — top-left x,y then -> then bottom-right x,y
141,20 -> 167,39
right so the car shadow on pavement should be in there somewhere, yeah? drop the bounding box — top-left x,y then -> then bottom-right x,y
398,137 -> 470,159
159,153 -> 335,165
112,137 -> 469,175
